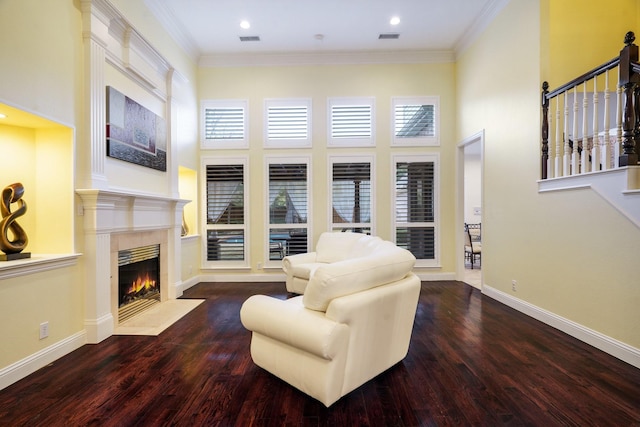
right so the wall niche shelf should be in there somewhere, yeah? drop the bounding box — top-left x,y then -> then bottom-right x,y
0,254 -> 81,280
0,101 -> 77,278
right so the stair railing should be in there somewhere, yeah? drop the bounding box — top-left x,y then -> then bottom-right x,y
541,31 -> 640,180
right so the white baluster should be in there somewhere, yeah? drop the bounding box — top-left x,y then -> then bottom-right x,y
564,91 -> 571,176
602,70 -> 611,170
555,95 -> 562,177
616,84 -> 623,168
572,86 -> 579,175
592,76 -> 600,171
582,81 -> 589,173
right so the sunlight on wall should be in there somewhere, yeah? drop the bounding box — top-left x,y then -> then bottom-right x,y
0,104 -> 74,254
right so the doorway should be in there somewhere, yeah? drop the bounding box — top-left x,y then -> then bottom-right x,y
457,131 -> 484,289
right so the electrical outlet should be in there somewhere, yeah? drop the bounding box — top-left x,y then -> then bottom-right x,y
39,322 -> 49,339
512,280 -> 517,291
257,262 -> 263,270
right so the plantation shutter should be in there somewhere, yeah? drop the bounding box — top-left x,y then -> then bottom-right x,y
332,162 -> 371,228
206,165 -> 244,224
395,104 -> 435,138
268,162 -> 309,258
395,161 -> 435,259
204,107 -> 245,140
267,106 -> 308,140
206,164 -> 245,262
330,105 -> 372,139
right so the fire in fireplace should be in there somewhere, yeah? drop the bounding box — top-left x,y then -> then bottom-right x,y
118,244 -> 160,322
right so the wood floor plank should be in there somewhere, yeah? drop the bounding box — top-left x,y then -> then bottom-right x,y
0,281 -> 639,426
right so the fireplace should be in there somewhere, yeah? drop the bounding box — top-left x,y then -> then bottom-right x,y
117,243 -> 161,323
108,229 -> 171,328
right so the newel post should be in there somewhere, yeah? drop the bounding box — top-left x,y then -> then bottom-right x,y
541,81 -> 549,179
619,31 -> 639,166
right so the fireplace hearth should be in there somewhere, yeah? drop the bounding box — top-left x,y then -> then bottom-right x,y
118,244 -> 160,323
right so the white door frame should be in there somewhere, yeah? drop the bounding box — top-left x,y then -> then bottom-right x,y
456,130 -> 484,288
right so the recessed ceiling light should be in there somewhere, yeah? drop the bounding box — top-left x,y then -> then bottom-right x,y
240,20 -> 250,29
390,16 -> 400,26
0,113 -> 6,119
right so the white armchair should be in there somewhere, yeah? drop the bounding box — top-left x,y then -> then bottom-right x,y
240,234 -> 420,407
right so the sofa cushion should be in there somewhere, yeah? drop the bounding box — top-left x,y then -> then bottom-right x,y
303,242 -> 416,311
315,232 -> 366,263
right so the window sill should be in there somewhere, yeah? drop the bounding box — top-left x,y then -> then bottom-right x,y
0,253 -> 81,280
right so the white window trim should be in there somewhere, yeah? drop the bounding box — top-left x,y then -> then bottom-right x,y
264,155 -> 313,268
201,99 -> 249,149
264,98 -> 312,148
391,153 -> 440,268
327,97 -> 376,147
391,96 -> 440,147
201,155 -> 250,269
327,154 -> 376,234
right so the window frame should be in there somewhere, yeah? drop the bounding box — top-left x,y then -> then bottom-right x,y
391,96 -> 440,147
263,98 -> 312,148
327,97 -> 376,147
200,99 -> 249,149
391,153 -> 440,267
328,154 -> 375,234
264,155 -> 312,267
201,155 -> 250,269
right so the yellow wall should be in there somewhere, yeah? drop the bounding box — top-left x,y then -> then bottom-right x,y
457,0 -> 640,348
0,0 -> 84,371
547,0 -> 640,86
198,62 -> 458,273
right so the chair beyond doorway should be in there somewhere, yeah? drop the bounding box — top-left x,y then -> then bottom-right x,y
464,223 -> 481,269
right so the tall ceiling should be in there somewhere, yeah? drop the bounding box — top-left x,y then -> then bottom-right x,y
144,0 -> 509,62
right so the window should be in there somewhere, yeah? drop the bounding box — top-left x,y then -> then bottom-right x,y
328,97 -> 375,147
202,157 -> 248,267
264,98 -> 312,148
392,96 -> 439,146
329,156 -> 373,234
266,157 -> 310,263
393,155 -> 439,266
201,100 -> 248,149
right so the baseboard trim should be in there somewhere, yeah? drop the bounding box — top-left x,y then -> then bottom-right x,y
483,285 -> 640,369
0,331 -> 86,391
416,272 -> 456,281
190,271 -> 455,284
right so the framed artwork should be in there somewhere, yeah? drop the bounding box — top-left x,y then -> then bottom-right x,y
106,86 -> 167,171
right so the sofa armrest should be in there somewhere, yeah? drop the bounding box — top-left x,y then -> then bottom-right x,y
282,252 -> 318,273
240,295 -> 348,360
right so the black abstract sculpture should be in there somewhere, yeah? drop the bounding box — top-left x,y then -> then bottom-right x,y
0,182 -> 30,260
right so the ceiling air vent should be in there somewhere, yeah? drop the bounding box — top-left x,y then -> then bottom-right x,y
239,36 -> 260,42
378,33 -> 400,40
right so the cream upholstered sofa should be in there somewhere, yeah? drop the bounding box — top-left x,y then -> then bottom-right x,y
283,231 -> 406,294
240,232 -> 420,407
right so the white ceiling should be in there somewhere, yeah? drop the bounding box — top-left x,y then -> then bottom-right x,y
144,0 -> 509,62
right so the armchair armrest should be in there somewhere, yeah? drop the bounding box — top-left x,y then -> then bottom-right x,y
240,295 -> 348,360
282,251 -> 317,273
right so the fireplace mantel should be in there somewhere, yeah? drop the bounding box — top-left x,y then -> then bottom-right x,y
76,189 -> 188,233
76,188 -> 189,343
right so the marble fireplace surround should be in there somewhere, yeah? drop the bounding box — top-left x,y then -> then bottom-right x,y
77,189 -> 187,344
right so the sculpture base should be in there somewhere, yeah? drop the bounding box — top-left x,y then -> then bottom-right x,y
0,252 -> 31,261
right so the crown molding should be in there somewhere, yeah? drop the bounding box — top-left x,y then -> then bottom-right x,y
199,49 -> 455,68
143,0 -> 200,63
454,0 -> 511,57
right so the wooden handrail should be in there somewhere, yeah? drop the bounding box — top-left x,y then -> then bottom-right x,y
546,57 -> 620,100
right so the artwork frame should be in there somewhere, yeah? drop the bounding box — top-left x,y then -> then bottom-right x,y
106,86 -> 167,171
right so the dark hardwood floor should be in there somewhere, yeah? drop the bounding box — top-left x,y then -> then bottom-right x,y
0,281 -> 639,426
